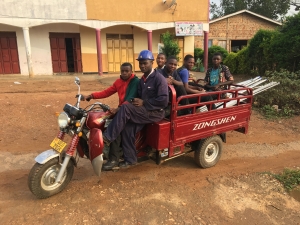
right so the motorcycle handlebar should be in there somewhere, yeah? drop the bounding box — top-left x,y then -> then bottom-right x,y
86,102 -> 110,112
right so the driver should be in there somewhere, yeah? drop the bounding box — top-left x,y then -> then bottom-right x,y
102,50 -> 169,168
82,63 -> 139,171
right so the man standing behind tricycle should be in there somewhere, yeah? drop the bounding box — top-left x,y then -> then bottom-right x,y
103,50 -> 169,168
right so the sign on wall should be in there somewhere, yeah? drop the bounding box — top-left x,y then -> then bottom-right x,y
158,43 -> 164,54
175,22 -> 203,36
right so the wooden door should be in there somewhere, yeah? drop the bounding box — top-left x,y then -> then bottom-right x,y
72,37 -> 82,73
107,34 -> 134,73
50,37 -> 68,73
121,38 -> 134,71
0,32 -> 20,74
107,39 -> 121,72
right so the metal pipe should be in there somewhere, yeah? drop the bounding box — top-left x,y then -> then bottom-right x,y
204,31 -> 209,71
55,154 -> 71,183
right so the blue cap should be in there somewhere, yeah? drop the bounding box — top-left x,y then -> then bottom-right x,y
136,50 -> 154,61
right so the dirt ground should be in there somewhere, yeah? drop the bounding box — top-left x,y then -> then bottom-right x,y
0,74 -> 300,225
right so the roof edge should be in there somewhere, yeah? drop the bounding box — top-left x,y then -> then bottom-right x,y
210,10 -> 282,25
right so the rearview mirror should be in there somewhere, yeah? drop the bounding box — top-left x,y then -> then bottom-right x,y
75,77 -> 80,86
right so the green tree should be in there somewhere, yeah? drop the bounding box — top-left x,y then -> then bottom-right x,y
271,12 -> 300,72
210,2 -> 224,20
211,0 -> 290,20
161,31 -> 180,58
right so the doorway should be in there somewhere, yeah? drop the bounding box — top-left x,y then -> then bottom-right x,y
231,40 -> 248,52
49,33 -> 82,73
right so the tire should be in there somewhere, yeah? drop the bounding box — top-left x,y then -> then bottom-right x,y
194,135 -> 223,168
28,157 -> 74,199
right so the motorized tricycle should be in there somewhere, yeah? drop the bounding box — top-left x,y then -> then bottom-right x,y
28,77 -> 253,199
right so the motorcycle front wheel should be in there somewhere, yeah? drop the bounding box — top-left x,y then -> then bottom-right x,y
28,157 -> 74,199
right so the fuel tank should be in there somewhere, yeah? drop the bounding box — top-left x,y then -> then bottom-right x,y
86,111 -> 112,130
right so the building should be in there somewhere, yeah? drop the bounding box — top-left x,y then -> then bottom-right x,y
0,0 -> 210,76
195,10 -> 281,52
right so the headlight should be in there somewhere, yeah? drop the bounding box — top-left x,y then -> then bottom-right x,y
58,112 -> 70,128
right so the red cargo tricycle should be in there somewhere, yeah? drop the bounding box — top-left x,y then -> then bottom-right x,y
28,77 -> 253,199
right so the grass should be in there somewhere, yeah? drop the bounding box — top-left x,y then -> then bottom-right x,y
272,169 -> 300,192
253,105 -> 295,120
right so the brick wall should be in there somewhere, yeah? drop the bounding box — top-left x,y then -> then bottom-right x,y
195,12 -> 280,51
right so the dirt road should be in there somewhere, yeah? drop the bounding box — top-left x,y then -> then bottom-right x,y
0,75 -> 300,225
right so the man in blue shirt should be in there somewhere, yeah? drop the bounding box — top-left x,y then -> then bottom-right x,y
177,55 -> 215,109
177,55 -> 206,94
102,50 -> 169,168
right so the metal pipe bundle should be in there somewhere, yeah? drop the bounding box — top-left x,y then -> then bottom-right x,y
196,77 -> 280,112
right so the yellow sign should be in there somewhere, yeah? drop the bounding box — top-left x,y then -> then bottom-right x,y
50,137 -> 67,153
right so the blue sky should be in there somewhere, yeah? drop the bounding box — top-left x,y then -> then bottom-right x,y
210,0 -> 298,17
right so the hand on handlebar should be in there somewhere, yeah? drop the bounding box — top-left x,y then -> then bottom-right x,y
81,95 -> 93,101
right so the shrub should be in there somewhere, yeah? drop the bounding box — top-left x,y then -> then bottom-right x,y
161,31 -> 181,58
247,29 -> 278,75
236,47 -> 250,75
223,52 -> 237,74
208,46 -> 228,68
254,69 -> 300,116
194,48 -> 204,61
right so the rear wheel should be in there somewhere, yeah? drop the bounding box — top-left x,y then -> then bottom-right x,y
194,136 -> 223,168
28,158 -> 74,199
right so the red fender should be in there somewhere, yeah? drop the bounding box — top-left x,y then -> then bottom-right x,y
89,128 -> 104,162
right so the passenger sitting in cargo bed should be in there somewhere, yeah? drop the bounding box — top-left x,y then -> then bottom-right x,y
204,52 -> 234,92
157,56 -> 189,109
177,55 -> 216,110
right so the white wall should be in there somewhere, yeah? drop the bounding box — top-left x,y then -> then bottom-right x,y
29,23 -> 80,75
0,0 -> 87,20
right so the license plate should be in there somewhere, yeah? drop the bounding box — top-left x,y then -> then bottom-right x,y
50,137 -> 67,153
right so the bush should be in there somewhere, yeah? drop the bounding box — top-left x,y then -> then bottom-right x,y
236,47 -> 250,75
194,48 -> 204,61
161,31 -> 181,58
271,13 -> 300,72
247,29 -> 278,75
223,52 -> 237,74
208,45 -> 228,68
254,69 -> 300,116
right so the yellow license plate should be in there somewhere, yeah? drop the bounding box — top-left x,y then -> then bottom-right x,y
50,137 -> 67,153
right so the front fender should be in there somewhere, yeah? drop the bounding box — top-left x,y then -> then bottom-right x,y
35,149 -> 60,164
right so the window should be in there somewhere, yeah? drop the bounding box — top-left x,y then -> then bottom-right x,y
208,39 -> 212,48
218,40 -> 226,49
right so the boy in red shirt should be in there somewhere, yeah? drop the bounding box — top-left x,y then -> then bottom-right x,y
83,62 -> 139,170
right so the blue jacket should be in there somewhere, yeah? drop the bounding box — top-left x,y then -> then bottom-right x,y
138,69 -> 169,111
